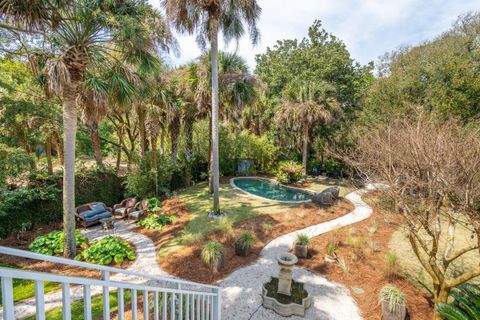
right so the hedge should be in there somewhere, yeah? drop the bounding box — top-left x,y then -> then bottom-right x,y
0,169 -> 125,239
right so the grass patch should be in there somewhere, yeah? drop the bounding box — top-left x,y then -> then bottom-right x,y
0,264 -> 59,307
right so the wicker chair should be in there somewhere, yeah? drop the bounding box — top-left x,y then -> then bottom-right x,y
75,202 -> 113,229
113,197 -> 138,218
127,200 -> 149,222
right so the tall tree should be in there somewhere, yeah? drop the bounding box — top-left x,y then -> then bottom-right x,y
163,0 -> 261,214
1,0 -> 174,257
276,81 -> 340,176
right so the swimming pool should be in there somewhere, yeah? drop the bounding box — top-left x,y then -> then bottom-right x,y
231,177 -> 312,203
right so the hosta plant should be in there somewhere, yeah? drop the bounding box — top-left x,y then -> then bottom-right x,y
436,283 -> 480,320
75,236 -> 135,265
137,214 -> 176,230
29,230 -> 88,256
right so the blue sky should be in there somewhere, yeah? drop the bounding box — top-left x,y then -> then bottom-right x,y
150,0 -> 479,70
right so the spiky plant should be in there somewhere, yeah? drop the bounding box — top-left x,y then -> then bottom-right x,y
436,284 -> 480,320
237,230 -> 256,251
295,234 -> 310,246
380,285 -> 406,314
201,240 -> 224,267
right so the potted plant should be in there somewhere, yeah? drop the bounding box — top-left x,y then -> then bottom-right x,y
235,230 -> 256,257
201,240 -> 225,272
379,285 -> 407,320
324,240 -> 338,263
294,234 -> 309,258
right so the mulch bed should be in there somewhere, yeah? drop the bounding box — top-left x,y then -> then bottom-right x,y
158,199 -> 354,284
295,192 -> 433,320
134,198 -> 192,248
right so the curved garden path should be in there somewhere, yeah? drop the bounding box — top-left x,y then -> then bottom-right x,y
7,185 -> 376,320
219,185 -> 376,320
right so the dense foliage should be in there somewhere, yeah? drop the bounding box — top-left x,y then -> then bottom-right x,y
436,284 -> 480,320
75,236 -> 136,265
276,161 -> 303,184
29,230 -> 88,256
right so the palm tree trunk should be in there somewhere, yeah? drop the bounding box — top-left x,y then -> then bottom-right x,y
171,125 -> 179,166
151,134 -> 158,195
160,127 -> 165,154
210,18 -> 221,213
46,135 -> 53,175
115,146 -> 122,173
137,105 -> 148,158
88,123 -> 103,167
62,88 -> 77,258
208,113 -> 213,193
302,126 -> 309,177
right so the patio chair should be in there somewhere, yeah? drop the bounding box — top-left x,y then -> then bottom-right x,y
127,200 -> 149,222
75,202 -> 113,229
113,197 -> 138,218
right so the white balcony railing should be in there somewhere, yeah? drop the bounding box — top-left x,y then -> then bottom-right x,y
0,246 -> 221,320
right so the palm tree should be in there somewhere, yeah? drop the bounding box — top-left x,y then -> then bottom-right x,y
276,81 -> 341,177
1,0 -> 174,257
163,0 -> 261,214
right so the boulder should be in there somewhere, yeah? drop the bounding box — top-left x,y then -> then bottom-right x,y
312,186 -> 340,206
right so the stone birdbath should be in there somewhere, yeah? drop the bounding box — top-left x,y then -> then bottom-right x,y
262,253 -> 312,317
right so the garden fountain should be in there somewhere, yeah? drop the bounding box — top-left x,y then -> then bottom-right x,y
262,253 -> 312,316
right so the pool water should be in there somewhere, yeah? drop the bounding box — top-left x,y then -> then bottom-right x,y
232,178 -> 311,202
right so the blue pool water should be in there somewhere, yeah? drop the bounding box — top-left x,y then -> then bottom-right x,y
232,178 -> 311,202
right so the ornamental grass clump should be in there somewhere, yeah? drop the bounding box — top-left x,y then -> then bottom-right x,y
75,236 -> 135,265
235,230 -> 256,257
29,230 -> 88,256
201,241 -> 225,272
380,285 -> 407,319
294,233 -> 310,258
384,251 -> 399,280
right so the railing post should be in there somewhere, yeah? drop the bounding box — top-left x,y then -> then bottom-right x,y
34,280 -> 46,320
102,271 -> 110,320
84,285 -> 92,320
1,277 -> 14,320
212,288 -> 221,320
62,283 -> 71,320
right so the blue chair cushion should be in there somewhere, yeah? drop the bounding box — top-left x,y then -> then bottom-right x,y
90,203 -> 106,214
80,210 -> 98,218
84,211 -> 112,222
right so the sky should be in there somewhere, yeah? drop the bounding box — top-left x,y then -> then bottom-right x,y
150,0 -> 479,71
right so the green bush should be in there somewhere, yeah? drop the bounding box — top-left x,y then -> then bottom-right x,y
137,214 -> 176,230
277,160 -> 303,184
236,230 -> 256,250
294,234 -> 310,246
75,236 -> 135,265
436,284 -> 480,320
125,153 -> 173,198
29,230 -> 89,256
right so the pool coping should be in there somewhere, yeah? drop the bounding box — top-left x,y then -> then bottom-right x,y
230,176 -> 316,204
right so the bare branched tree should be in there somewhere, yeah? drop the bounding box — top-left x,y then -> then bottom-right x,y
343,117 -> 480,320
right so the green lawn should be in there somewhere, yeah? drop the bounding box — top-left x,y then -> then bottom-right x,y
25,290 -> 132,320
0,264 -> 59,307
159,176 -> 350,256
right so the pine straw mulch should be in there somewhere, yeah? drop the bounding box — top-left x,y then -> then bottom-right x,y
295,192 -> 433,320
158,198 -> 354,284
134,198 -> 192,248
0,222 -> 133,279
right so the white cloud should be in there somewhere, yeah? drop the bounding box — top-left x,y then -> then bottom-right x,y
151,0 -> 478,70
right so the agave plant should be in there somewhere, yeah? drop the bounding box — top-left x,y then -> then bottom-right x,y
436,284 -> 480,320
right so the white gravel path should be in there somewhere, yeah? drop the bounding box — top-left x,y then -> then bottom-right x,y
4,185 -> 375,320
219,185 -> 376,320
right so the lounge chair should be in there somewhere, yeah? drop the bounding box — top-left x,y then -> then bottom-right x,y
113,197 -> 138,218
127,200 -> 148,222
75,202 -> 113,228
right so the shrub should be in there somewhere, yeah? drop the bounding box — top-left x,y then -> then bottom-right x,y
146,197 -> 161,211
277,160 -> 303,184
29,230 -> 89,256
384,251 -> 399,280
125,153 -> 173,199
436,284 -> 480,320
137,214 -> 176,231
218,218 -> 235,241
326,241 -> 337,256
236,230 -> 256,250
294,234 -> 310,246
201,241 -> 224,267
380,285 -> 406,313
75,236 -> 135,265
